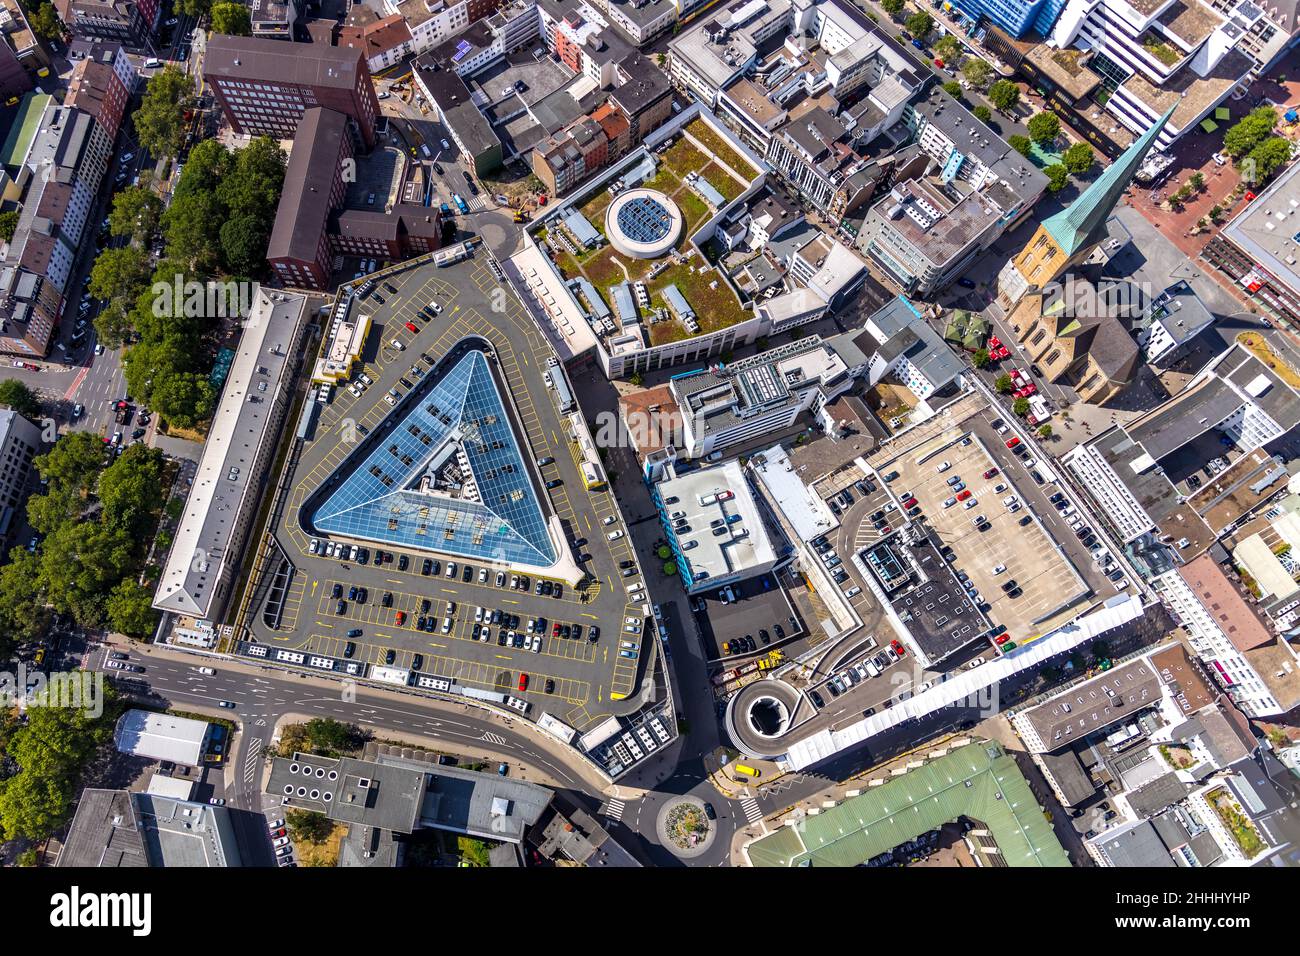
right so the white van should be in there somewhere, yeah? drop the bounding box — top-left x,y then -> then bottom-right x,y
390,338 -> 405,351
144,57 -> 162,69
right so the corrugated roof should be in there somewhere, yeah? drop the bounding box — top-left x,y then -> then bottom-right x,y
748,742 -> 1069,867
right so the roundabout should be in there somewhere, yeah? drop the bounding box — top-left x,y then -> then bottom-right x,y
655,795 -> 718,859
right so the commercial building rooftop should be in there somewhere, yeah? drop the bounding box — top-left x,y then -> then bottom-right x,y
655,460 -> 777,586
58,790 -> 243,868
1016,659 -> 1163,752
113,710 -> 212,767
205,33 -> 370,89
267,107 -> 349,264
746,741 -> 1069,867
153,290 -> 309,619
1217,157 -> 1300,300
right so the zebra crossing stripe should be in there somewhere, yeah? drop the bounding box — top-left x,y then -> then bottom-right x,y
741,799 -> 763,824
604,799 -> 625,822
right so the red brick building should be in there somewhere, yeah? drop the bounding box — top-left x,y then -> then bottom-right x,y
203,35 -> 380,150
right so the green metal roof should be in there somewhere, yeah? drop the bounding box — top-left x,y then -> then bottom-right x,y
1041,105 -> 1175,258
0,93 -> 51,169
746,743 -> 1070,868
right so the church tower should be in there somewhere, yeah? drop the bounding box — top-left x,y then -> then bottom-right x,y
997,105 -> 1176,304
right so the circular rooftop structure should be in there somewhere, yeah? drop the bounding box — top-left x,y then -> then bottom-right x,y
605,188 -> 682,259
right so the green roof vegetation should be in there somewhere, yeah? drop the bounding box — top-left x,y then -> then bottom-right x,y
746,742 -> 1070,867
683,117 -> 758,180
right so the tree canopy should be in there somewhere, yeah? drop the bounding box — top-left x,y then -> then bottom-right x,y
988,79 -> 1021,112
1063,142 -> 1095,175
210,0 -> 251,34
1027,111 -> 1061,145
0,379 -> 40,418
133,67 -> 196,158
1223,106 -> 1278,160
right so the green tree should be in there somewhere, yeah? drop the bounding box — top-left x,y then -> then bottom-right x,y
1188,171 -> 1205,191
0,379 -> 40,417
99,444 -> 166,539
287,809 -> 335,844
0,549 -> 47,655
971,349 -> 990,368
173,139 -> 231,199
995,373 -> 1013,394
905,10 -> 934,38
29,2 -> 63,41
176,0 -> 212,16
973,105 -> 992,123
457,837 -> 493,867
1045,163 -> 1070,192
934,35 -> 961,63
0,210 -> 18,243
0,692 -> 117,842
1007,133 -> 1032,157
987,79 -> 1021,112
962,58 -> 992,90
163,189 -> 225,274
1223,106 -> 1278,160
1012,396 -> 1030,416
218,137 -> 286,223
219,216 -> 270,277
134,67 -> 196,158
210,0 -> 251,34
303,718 -> 360,755
1245,136 -> 1293,184
106,578 -> 158,637
89,246 -> 151,316
108,185 -> 164,243
942,80 -> 962,98
1027,111 -> 1061,145
880,0 -> 904,16
1063,142 -> 1095,174
1038,423 -> 1053,438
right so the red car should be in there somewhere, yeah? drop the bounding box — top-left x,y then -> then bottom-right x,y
552,622 -> 561,636
518,673 -> 529,691
993,346 -> 1010,360
404,321 -> 418,334
988,336 -> 1001,349
395,611 -> 406,626
903,497 -> 918,509
994,633 -> 1010,646
718,490 -> 734,501
890,639 -> 906,658
1006,436 -> 1021,449
983,468 -> 999,479
956,489 -> 972,501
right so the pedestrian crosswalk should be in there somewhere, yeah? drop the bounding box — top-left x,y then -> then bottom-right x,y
481,730 -> 506,746
740,798 -> 763,825
603,798 -> 626,823
243,737 -> 264,785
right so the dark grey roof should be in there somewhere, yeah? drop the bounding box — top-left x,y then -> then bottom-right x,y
205,33 -> 367,89
1095,819 -> 1175,867
1040,749 -> 1097,807
1126,771 -> 1190,818
268,108 -> 348,263
609,52 -> 671,117
269,753 -> 427,834
58,789 -> 147,868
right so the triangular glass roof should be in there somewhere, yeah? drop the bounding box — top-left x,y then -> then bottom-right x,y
310,349 -> 556,566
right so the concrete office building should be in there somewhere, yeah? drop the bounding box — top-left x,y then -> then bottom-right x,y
857,90 -> 1047,296
153,290 -> 310,628
670,336 -> 853,459
1150,555 -> 1299,718
58,790 -> 243,867
268,751 -> 553,849
949,0 -> 1068,37
1047,0 -> 1255,152
0,409 -> 41,539
1203,157 -> 1300,327
204,35 -> 381,149
54,0 -> 160,46
650,459 -> 781,593
113,709 -> 215,766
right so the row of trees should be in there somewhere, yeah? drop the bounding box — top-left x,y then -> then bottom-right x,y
0,432 -> 167,655
1223,106 -> 1293,185
89,116 -> 286,427
0,688 -> 122,844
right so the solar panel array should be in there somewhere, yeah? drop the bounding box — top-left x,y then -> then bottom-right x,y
311,351 -> 556,566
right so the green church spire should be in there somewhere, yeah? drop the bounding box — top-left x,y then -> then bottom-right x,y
1041,105 -> 1176,258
